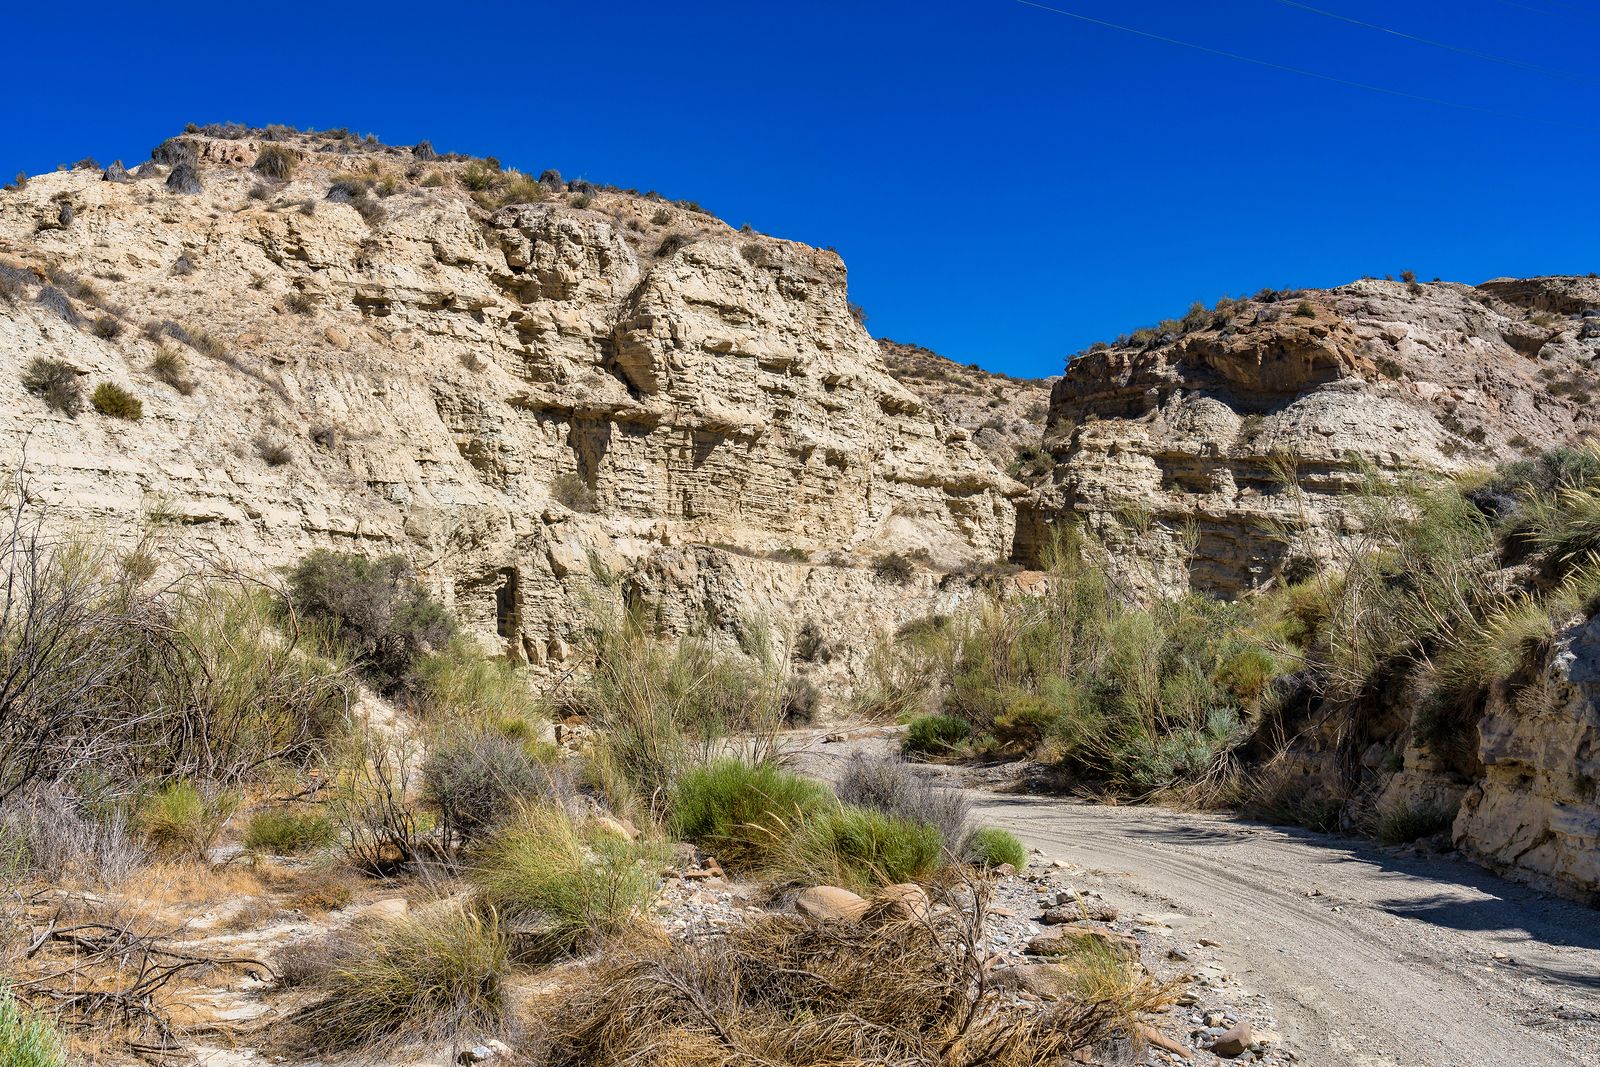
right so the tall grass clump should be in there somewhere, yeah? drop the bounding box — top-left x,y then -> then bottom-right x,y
470,802 -> 662,961
968,826 -> 1027,870
243,807 -> 335,854
577,609 -> 788,821
252,144 -> 299,180
779,803 -> 944,891
136,780 -> 236,857
292,901 -> 509,1051
668,759 -> 829,868
90,382 -> 142,419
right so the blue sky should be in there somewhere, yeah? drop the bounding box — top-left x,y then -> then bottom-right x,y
3,1 -> 1595,377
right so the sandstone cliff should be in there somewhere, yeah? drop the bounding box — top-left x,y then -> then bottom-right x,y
1032,279 -> 1600,594
0,129 -> 1019,678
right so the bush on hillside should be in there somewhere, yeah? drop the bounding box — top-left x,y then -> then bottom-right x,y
20,358 -> 82,415
136,780 -> 237,857
285,550 -> 456,695
90,382 -> 142,419
422,726 -> 563,844
252,144 -> 299,180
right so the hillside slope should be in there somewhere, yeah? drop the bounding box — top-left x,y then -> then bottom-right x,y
1029,278 -> 1600,593
0,127 -> 1020,676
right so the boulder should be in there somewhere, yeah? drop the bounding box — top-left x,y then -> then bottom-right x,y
1209,1021 -> 1255,1058
795,886 -> 870,922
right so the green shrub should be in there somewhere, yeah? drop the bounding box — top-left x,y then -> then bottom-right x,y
293,900 -> 509,1050
0,983 -> 66,1067
967,826 -> 1026,870
904,713 -> 970,757
20,358 -> 81,415
1293,301 -> 1316,318
90,382 -> 142,419
470,802 -> 662,961
137,781 -> 236,857
286,550 -> 457,695
669,759 -> 830,868
243,807 -> 335,854
781,804 -> 944,891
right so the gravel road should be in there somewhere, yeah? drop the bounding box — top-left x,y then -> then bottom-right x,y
799,734 -> 1600,1067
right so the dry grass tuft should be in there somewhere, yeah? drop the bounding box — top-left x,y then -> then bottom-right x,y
532,884 -> 1168,1066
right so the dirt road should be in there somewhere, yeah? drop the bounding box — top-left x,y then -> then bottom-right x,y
800,736 -> 1600,1067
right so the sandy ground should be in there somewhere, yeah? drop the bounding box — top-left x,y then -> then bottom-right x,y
798,732 -> 1600,1067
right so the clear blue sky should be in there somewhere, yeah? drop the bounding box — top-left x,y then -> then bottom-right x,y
3,1 -> 1595,378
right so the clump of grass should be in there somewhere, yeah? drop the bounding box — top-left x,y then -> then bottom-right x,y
470,802 -> 662,961
292,901 -> 510,1051
905,713 -> 971,757
873,551 -> 915,585
779,803 -> 944,892
34,286 -> 81,325
254,435 -> 294,467
148,346 -> 194,394
1376,798 -> 1455,845
90,313 -> 123,339
968,826 -> 1027,870
21,358 -> 82,415
0,983 -> 67,1067
577,610 -> 788,822
137,781 -> 236,857
835,752 -> 971,854
253,144 -> 299,181
243,807 -> 335,854
1293,301 -> 1316,318
91,382 -> 143,420
550,471 -> 598,512
669,759 -> 830,869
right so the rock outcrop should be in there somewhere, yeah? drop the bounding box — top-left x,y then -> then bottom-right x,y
1032,280 -> 1600,595
879,338 -> 1054,478
0,129 -> 1018,678
1456,612 -> 1600,904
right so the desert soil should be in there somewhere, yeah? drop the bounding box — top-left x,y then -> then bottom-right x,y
799,731 -> 1600,1067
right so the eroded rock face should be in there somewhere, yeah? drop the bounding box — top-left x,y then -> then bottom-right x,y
1032,280 -> 1600,595
1456,613 -> 1600,904
0,131 -> 1017,679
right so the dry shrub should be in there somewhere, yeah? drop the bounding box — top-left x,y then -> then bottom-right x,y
533,884 -> 1163,1067
836,752 -> 972,854
289,900 -> 510,1051
0,786 -> 145,888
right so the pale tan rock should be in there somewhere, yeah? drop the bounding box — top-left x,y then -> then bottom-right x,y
795,885 -> 870,922
0,130 -> 1019,697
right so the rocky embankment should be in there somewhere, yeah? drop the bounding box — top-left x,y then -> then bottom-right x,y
0,128 -> 1020,685
1030,278 -> 1600,594
879,337 -> 1055,478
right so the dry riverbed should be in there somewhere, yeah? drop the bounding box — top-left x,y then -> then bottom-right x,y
799,728 -> 1600,1067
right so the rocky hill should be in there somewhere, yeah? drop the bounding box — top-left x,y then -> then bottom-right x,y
0,127 -> 1020,680
878,338 -> 1053,478
1027,278 -> 1600,593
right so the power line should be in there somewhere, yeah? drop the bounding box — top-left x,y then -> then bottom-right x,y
1010,0 -> 1548,121
1269,0 -> 1590,84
